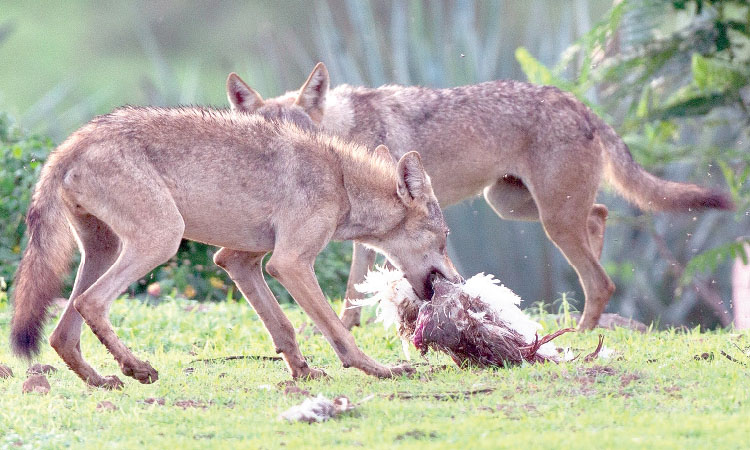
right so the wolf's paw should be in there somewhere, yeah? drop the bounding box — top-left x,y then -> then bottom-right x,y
382,364 -> 415,378
303,366 -> 328,380
292,364 -> 328,380
120,359 -> 159,384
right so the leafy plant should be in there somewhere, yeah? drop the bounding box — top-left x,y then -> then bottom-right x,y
0,113 -> 54,286
681,237 -> 750,283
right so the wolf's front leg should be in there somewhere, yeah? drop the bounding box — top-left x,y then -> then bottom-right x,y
267,251 -> 414,378
213,248 -> 325,379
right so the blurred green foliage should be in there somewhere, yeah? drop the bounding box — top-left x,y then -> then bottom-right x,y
0,113 -> 50,292
516,0 -> 750,325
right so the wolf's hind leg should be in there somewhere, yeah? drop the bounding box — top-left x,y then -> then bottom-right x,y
65,174 -> 185,384
214,248 -> 325,379
73,231 -> 182,383
340,243 -> 376,329
50,214 -> 123,388
485,178 -> 609,260
528,179 -> 615,330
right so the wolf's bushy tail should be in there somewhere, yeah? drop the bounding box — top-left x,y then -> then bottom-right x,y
595,114 -> 734,212
10,161 -> 74,359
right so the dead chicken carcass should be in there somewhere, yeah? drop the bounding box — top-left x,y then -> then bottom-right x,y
354,267 -> 573,367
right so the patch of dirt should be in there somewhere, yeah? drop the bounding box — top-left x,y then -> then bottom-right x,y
572,365 -> 616,396
694,352 -> 714,361
662,385 -> 682,397
620,373 -> 642,388
0,363 -> 13,379
493,403 -> 539,420
174,399 -> 210,409
143,397 -> 166,406
27,363 -> 57,375
283,384 -> 311,397
578,365 -> 616,377
22,374 -> 50,394
96,401 -> 118,412
426,364 -> 451,374
394,430 -> 437,441
189,354 -> 282,365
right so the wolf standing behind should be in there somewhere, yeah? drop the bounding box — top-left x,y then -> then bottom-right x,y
226,63 -> 734,330
10,105 -> 459,388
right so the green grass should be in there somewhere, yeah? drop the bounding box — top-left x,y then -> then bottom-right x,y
0,297 -> 748,449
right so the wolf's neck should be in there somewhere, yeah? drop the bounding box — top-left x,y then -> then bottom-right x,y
319,87 -> 355,138
334,161 -> 404,243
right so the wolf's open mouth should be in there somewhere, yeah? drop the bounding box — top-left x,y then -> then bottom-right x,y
425,269 -> 444,300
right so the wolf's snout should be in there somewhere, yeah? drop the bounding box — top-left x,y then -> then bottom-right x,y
434,261 -> 462,284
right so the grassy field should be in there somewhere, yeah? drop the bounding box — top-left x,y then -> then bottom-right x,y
0,296 -> 748,449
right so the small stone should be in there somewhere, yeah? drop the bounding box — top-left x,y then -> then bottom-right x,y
96,401 -> 118,412
27,363 -> 57,375
0,363 -> 13,379
174,399 -> 208,409
22,374 -> 50,394
283,384 -> 311,397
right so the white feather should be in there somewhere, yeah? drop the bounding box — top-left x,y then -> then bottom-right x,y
597,346 -> 614,360
351,265 -> 418,330
279,394 -> 336,423
462,273 -> 543,341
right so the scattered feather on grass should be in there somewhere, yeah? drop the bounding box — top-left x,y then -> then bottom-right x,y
280,394 -> 354,423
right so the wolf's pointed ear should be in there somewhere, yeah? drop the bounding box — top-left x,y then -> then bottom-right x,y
373,144 -> 396,167
396,151 -> 429,204
227,73 -> 264,112
295,62 -> 329,122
